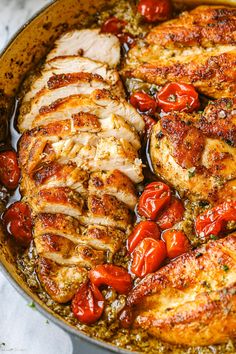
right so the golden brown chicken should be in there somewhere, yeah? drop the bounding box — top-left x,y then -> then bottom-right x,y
126,233 -> 236,346
150,97 -> 236,204
124,6 -> 236,98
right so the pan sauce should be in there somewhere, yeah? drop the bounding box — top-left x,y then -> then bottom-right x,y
3,0 -> 236,352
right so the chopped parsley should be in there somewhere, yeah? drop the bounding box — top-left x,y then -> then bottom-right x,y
209,234 -> 217,240
168,94 -> 177,102
222,265 -> 229,272
28,301 -> 36,309
226,100 -> 232,109
196,252 -> 203,258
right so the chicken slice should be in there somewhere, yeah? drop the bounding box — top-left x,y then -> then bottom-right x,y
37,257 -> 87,303
23,73 -> 112,125
35,233 -> 104,267
89,170 -> 137,210
126,234 -> 236,346
30,90 -> 144,133
46,29 -> 121,67
80,194 -> 132,231
52,137 -> 143,183
22,56 -> 121,106
31,187 -> 84,219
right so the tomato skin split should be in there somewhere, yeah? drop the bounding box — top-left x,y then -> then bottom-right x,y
157,82 -> 200,113
127,220 -> 161,253
131,238 -> 167,277
89,264 -> 132,294
157,198 -> 184,230
0,150 -> 20,190
71,282 -> 104,324
138,182 -> 171,220
162,229 -> 189,259
3,201 -> 33,246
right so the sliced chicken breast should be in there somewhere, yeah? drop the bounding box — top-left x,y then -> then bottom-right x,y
29,90 -> 144,133
89,170 -> 138,209
46,29 -> 121,67
37,257 -> 87,303
35,233 -> 105,267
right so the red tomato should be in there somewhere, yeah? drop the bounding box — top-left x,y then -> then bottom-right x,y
162,229 -> 189,259
195,201 -> 236,240
142,115 -> 156,135
89,264 -> 132,294
130,92 -> 157,115
71,282 -> 104,324
3,202 -> 33,246
157,82 -> 200,113
127,221 -> 160,253
131,238 -> 166,277
0,151 -> 20,190
101,17 -> 127,34
157,198 -> 184,230
138,182 -> 171,220
137,0 -> 172,22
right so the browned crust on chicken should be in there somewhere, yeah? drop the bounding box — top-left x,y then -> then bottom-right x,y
126,234 -> 236,346
146,6 -> 236,48
37,257 -> 87,303
47,72 -> 106,90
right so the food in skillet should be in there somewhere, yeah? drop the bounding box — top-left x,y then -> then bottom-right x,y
1,1 -> 236,352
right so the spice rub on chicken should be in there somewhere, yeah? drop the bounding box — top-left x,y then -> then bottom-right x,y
124,6 -> 236,98
126,233 -> 236,346
18,28 -> 144,303
150,97 -> 236,204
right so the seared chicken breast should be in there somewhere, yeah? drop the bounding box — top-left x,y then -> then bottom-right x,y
126,234 -> 236,346
150,98 -> 236,203
124,6 -> 236,98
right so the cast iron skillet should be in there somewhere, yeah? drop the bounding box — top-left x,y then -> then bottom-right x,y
0,0 -> 234,353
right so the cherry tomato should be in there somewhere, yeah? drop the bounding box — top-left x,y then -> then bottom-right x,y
137,0 -> 172,23
162,229 -> 189,259
130,92 -> 157,115
89,264 -> 132,294
101,17 -> 127,34
0,151 -> 20,190
3,201 -> 33,246
138,182 -> 171,220
195,201 -> 236,240
142,115 -> 156,135
127,221 -> 160,253
131,238 -> 166,277
71,282 -> 104,324
157,82 -> 200,113
157,198 -> 184,230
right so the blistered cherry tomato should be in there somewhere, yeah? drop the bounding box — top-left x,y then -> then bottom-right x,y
130,92 -> 157,115
0,151 -> 20,190
137,0 -> 172,22
89,264 -> 132,294
162,229 -> 189,259
3,201 -> 33,246
127,221 -> 160,253
101,17 -> 127,34
142,115 -> 156,135
71,282 -> 104,324
131,238 -> 166,277
138,182 -> 171,220
157,82 -> 200,113
157,198 -> 184,230
195,201 -> 236,240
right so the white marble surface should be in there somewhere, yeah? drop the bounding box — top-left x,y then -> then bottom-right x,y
0,1 -> 112,354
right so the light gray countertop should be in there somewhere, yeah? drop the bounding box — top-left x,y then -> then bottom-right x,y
0,1 -> 112,353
